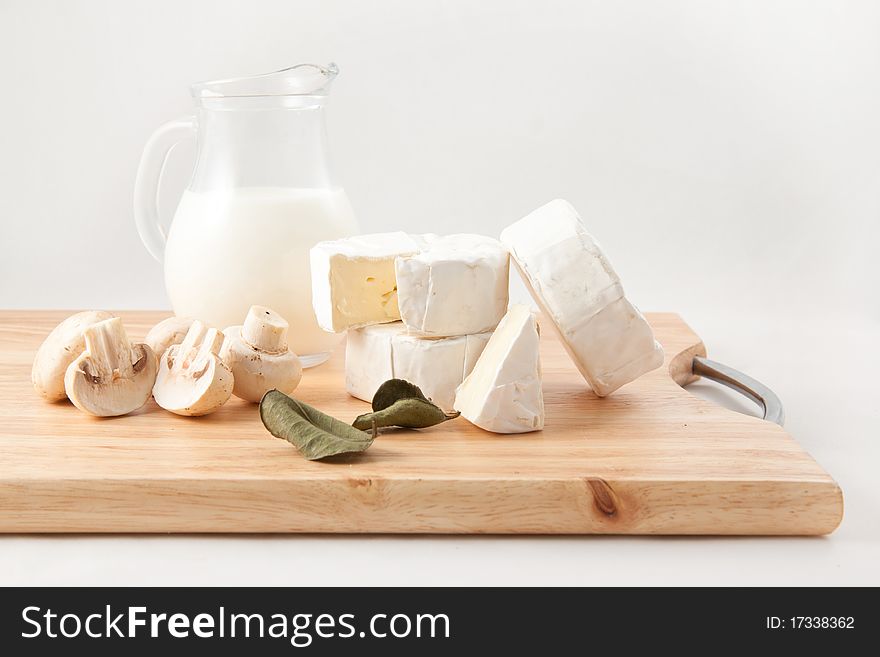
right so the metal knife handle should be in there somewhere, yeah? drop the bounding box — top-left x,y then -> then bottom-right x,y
691,356 -> 785,426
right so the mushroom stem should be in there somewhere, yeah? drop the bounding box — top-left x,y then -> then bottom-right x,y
241,305 -> 288,353
170,321 -> 226,379
81,318 -> 136,378
196,328 -> 225,362
177,321 -> 210,366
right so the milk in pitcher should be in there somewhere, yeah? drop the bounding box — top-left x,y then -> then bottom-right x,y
164,186 -> 358,362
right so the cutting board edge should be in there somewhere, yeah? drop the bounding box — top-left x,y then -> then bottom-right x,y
0,474 -> 844,536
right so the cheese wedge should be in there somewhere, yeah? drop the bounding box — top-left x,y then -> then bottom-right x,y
501,199 -> 663,396
396,234 -> 510,337
310,232 -> 427,333
454,304 -> 544,434
345,322 -> 491,411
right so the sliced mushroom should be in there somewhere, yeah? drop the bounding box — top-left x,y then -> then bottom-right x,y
221,305 -> 303,402
32,310 -> 115,401
153,320 -> 233,416
144,316 -> 195,360
64,317 -> 157,416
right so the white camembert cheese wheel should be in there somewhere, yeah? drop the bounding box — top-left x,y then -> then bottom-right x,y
395,234 -> 509,337
500,199 -> 663,396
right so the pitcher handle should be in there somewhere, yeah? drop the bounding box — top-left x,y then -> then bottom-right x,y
134,116 -> 197,262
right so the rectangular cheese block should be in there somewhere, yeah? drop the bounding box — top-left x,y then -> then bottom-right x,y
345,322 -> 491,411
500,199 -> 663,396
395,234 -> 510,337
310,232 -> 426,333
454,304 -> 544,434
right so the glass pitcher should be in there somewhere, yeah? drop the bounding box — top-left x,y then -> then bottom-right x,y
134,63 -> 358,367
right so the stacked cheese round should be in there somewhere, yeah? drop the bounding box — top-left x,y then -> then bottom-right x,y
310,233 -> 511,410
395,234 -> 509,337
345,324 -> 492,411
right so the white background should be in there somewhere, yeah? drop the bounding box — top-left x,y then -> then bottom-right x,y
1,0 -> 878,585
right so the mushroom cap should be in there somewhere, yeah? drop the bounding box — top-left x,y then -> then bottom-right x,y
64,343 -> 157,417
220,328 -> 303,402
144,316 -> 195,359
153,344 -> 234,416
32,310 -> 115,401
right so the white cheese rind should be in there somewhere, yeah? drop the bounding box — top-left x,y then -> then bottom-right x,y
500,199 -> 663,396
345,322 -> 491,411
395,234 -> 510,337
343,322 -> 398,402
310,232 -> 425,333
453,304 -> 544,434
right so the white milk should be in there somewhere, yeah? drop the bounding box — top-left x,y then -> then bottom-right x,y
164,187 -> 358,363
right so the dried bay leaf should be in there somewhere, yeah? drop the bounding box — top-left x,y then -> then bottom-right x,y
352,379 -> 460,431
353,398 -> 459,431
371,378 -> 430,412
260,389 -> 374,461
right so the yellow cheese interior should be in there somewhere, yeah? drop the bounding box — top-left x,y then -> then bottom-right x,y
330,256 -> 401,329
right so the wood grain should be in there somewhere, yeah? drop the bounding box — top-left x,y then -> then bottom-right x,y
0,311 -> 843,534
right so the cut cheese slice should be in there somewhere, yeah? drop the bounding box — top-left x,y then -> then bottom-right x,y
395,234 -> 510,337
345,322 -> 491,411
454,304 -> 544,434
310,232 -> 430,333
500,199 -> 663,396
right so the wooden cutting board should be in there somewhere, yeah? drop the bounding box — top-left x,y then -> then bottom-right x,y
0,311 -> 842,535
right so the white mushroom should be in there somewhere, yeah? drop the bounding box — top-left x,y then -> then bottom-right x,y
32,310 -> 115,401
144,316 -> 195,360
153,320 -> 233,416
221,305 -> 303,402
63,317 -> 158,416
